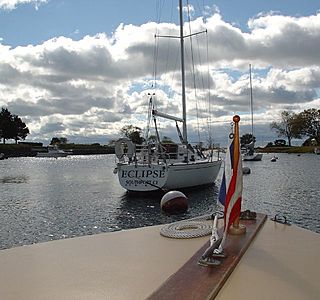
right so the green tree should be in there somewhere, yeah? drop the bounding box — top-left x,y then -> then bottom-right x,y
50,137 -> 68,145
59,137 -> 68,144
50,137 -> 60,145
12,115 -> 30,144
161,136 -> 174,144
270,111 -> 301,147
120,125 -> 145,144
297,108 -> 320,144
0,108 -> 14,144
240,133 -> 256,147
0,108 -> 29,144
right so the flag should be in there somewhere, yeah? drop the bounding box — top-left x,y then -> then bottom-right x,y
223,138 -> 243,231
218,169 -> 227,206
218,116 -> 243,250
218,139 -> 233,206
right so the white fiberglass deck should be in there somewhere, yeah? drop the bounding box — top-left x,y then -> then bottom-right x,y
0,220 -> 319,300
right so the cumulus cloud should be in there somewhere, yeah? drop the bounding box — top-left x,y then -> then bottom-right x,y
0,8 -> 319,145
0,0 -> 48,10
182,4 -> 194,17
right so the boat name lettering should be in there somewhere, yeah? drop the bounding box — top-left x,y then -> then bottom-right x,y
125,179 -> 159,187
121,169 -> 165,179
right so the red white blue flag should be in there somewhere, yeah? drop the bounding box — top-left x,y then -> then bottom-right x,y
218,139 -> 233,206
218,116 -> 243,249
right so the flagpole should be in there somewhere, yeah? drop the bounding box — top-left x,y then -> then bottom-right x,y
228,115 -> 246,235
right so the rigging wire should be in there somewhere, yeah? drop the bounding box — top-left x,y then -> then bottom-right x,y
205,30 -> 214,146
153,0 -> 167,141
186,0 -> 214,146
164,0 -> 177,117
194,29 -> 212,146
186,0 -> 201,145
194,0 -> 216,148
198,1 -> 214,148
152,0 -> 215,144
153,0 -> 180,142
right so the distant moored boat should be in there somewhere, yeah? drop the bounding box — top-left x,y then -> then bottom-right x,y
242,65 -> 263,162
36,145 -> 69,158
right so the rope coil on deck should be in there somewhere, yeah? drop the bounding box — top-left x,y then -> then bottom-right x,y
160,214 -> 214,239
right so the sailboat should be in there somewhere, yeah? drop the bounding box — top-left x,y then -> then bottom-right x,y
113,0 -> 222,192
243,64 -> 263,161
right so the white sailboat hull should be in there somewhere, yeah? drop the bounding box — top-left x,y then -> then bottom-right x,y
117,160 -> 222,192
243,153 -> 263,161
165,160 -> 222,189
116,163 -> 168,192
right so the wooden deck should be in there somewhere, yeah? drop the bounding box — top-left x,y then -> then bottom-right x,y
149,214 -> 267,300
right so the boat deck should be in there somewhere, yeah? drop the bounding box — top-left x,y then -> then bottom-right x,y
0,219 -> 319,299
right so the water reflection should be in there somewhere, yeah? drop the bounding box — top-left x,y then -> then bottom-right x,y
0,153 -> 319,250
116,184 -> 221,229
0,175 -> 28,184
242,153 -> 319,232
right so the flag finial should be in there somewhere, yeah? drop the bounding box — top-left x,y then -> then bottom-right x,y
233,115 -> 240,123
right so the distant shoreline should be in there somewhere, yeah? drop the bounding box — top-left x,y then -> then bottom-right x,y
0,143 -> 317,158
0,143 -> 115,158
257,146 -> 316,154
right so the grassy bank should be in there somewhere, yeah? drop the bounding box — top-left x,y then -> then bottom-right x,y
258,146 -> 315,154
59,143 -> 114,155
0,143 -> 115,157
0,144 -> 33,157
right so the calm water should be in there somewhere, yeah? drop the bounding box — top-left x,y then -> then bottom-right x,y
0,153 -> 319,250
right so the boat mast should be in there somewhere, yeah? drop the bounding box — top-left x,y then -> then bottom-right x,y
249,64 -> 254,140
179,0 -> 187,145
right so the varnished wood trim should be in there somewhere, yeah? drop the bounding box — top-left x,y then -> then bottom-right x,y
148,213 -> 267,300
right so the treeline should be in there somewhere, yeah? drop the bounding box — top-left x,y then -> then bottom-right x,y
270,108 -> 320,146
0,108 -> 29,144
49,137 -> 114,154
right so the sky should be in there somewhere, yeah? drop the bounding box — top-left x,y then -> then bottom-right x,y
0,0 -> 319,146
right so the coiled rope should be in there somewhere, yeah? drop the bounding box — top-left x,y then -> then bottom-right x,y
160,214 -> 214,239
160,210 -> 258,239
